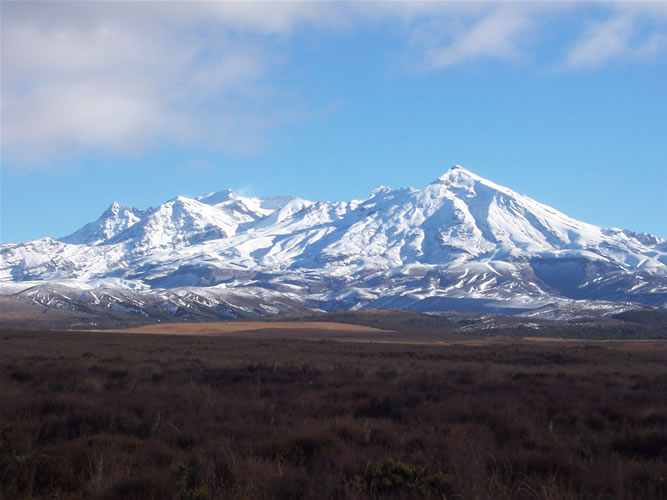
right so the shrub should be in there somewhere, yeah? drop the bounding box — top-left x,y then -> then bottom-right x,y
361,459 -> 453,497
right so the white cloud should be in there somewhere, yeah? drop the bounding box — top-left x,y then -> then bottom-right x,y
423,6 -> 533,69
562,5 -> 667,70
1,2 -> 298,167
564,13 -> 637,69
2,1 -> 666,169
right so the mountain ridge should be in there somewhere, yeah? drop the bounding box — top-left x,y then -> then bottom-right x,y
2,165 -> 665,324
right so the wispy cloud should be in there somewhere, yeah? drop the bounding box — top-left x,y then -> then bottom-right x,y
423,6 -> 534,69
2,1 -> 666,170
562,4 -> 667,70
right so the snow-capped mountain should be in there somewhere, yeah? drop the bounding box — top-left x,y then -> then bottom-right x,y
60,202 -> 146,245
2,166 -> 665,323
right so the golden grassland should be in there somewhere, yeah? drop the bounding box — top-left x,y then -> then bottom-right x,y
104,320 -> 396,338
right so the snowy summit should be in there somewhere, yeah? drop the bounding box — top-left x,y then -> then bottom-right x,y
1,166 -> 665,320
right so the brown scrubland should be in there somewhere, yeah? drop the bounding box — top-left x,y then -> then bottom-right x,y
1,327 -> 666,499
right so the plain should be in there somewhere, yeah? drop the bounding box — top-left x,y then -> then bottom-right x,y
1,327 -> 666,499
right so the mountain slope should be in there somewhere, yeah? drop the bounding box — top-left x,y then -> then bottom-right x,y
1,166 -> 665,323
60,202 -> 146,245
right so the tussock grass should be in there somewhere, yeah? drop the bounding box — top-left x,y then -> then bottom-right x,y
1,329 -> 666,499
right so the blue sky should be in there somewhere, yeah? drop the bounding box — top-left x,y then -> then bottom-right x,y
2,1 -> 666,243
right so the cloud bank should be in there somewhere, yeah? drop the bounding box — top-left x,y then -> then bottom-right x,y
2,1 -> 666,169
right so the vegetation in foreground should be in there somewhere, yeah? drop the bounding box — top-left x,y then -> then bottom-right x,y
1,329 -> 666,499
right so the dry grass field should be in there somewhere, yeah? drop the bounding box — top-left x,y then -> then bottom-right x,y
1,327 -> 666,499
109,321 -> 399,340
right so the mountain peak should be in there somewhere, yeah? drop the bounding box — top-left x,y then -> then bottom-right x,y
370,185 -> 393,197
437,165 -> 482,183
431,165 -> 516,198
60,202 -> 144,245
197,189 -> 237,206
105,201 -> 121,215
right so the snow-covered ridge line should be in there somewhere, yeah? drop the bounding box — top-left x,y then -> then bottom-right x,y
1,165 -> 665,320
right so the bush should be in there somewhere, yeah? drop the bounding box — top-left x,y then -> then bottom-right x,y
360,459 -> 453,497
